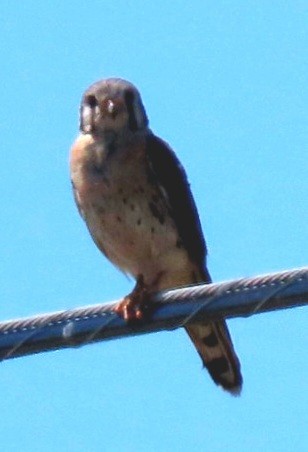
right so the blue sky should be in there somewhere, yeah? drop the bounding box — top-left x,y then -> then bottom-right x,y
1,1 -> 307,451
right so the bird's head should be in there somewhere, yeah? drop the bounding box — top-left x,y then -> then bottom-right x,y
79,78 -> 149,137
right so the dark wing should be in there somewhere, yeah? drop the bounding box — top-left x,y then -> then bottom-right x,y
145,133 -> 211,281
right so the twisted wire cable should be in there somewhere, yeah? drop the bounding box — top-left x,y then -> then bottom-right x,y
0,267 -> 307,362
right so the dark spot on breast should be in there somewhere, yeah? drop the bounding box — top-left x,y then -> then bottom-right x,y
130,204 -> 135,211
116,216 -> 122,223
89,163 -> 104,175
151,227 -> 155,234
137,218 -> 142,226
118,188 -> 123,194
148,201 -> 165,225
93,205 -> 105,214
122,198 -> 127,204
139,186 -> 145,194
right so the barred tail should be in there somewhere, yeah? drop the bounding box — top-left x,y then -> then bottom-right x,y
185,320 -> 242,395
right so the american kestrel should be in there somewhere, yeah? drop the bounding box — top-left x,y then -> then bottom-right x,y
70,78 -> 242,394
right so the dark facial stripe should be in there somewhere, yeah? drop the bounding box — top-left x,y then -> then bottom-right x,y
124,89 -> 138,132
85,94 -> 98,108
80,94 -> 98,133
202,331 -> 219,347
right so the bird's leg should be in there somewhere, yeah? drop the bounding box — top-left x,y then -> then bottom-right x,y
114,275 -> 153,322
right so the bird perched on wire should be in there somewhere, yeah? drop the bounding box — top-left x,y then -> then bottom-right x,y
70,78 -> 242,394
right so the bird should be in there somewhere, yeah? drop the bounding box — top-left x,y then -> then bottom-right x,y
70,78 -> 242,394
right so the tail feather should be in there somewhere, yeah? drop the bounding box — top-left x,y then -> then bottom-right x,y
185,320 -> 242,395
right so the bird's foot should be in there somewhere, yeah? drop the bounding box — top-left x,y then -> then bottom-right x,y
114,275 -> 153,322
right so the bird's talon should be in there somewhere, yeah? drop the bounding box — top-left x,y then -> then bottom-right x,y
114,292 -> 153,323
114,298 -> 143,322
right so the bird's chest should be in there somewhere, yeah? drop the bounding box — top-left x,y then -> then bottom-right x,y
74,142 -> 179,277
